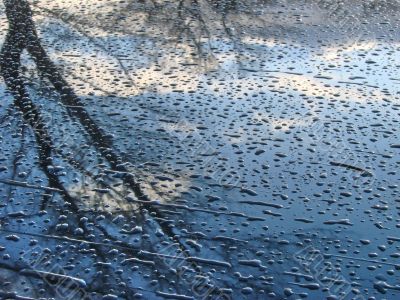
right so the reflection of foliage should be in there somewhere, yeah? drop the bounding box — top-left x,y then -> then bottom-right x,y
123,0 -> 270,67
34,0 -> 274,68
138,0 -> 224,67
31,0 -> 400,69
138,0 -> 281,66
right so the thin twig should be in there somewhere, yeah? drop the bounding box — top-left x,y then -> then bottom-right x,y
0,179 -> 63,192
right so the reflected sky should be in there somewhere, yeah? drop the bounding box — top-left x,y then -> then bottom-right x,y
0,0 -> 400,299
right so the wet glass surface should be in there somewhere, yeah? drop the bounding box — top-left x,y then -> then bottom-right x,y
0,0 -> 399,299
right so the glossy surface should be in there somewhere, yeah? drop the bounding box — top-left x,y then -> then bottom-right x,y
0,1 -> 399,299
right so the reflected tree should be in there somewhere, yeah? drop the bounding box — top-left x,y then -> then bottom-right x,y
0,0 -> 235,298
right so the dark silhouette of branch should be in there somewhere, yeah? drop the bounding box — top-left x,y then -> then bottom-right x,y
0,2 -> 234,298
